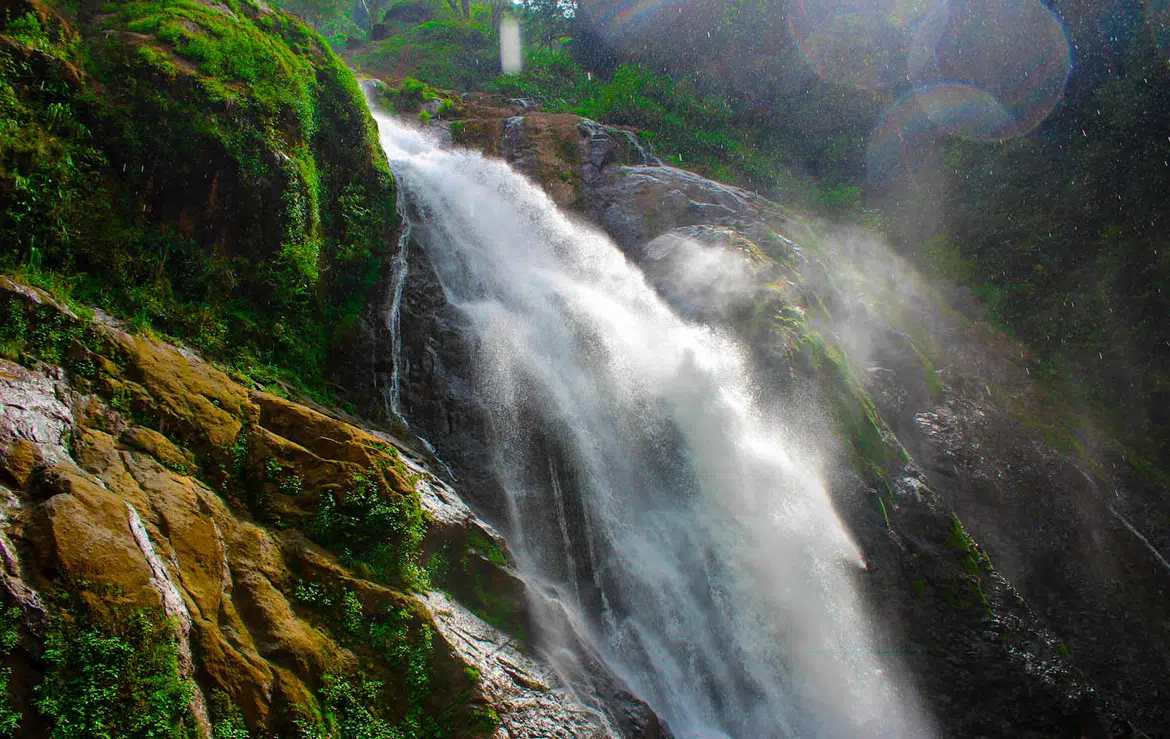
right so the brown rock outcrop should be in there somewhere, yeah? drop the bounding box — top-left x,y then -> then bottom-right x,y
0,276 -> 617,737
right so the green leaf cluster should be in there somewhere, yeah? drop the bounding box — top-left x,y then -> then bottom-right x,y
311,475 -> 428,589
36,597 -> 196,739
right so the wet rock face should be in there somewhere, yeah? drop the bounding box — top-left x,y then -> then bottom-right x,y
806,239 -> 1170,733
584,165 -> 772,256
0,279 -> 618,738
893,386 -> 1170,731
370,109 -> 1170,735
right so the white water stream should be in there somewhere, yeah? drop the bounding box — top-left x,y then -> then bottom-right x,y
367,95 -> 925,738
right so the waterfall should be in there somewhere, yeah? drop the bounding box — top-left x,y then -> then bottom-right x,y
384,176 -> 414,421
367,98 -> 926,739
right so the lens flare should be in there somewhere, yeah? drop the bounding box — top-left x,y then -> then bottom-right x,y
788,0 -> 934,89
866,89 -> 939,186
908,0 -> 1071,138
867,82 -> 1016,188
579,0 -> 691,41
500,18 -> 522,75
915,82 -> 1017,140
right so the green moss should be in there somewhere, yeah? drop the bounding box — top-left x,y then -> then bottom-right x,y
466,531 -> 508,567
798,330 -> 904,476
946,516 -> 992,611
913,344 -> 943,398
466,573 -> 524,641
0,0 -> 397,400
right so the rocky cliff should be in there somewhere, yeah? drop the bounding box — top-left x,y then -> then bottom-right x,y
0,275 -> 651,737
0,2 -> 672,734
352,93 -> 1170,736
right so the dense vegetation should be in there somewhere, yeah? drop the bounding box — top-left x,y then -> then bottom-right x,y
339,0 -> 839,198
36,593 -> 197,739
0,0 -> 396,397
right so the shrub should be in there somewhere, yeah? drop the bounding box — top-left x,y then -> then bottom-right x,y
0,605 -> 20,736
36,598 -> 196,739
310,475 -> 427,589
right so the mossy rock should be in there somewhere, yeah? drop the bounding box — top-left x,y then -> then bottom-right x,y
0,279 -> 526,737
0,0 -> 397,394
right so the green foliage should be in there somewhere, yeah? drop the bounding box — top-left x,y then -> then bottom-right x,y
369,609 -> 434,724
466,531 -> 507,566
209,690 -> 251,739
291,581 -> 452,738
423,547 -> 451,584
469,706 -> 498,734
350,17 -> 499,90
818,182 -> 862,212
379,76 -> 437,113
0,11 -> 103,262
36,595 -> 196,738
0,605 -> 21,737
0,295 -> 104,378
483,46 -> 791,193
318,673 -> 393,737
310,475 -> 428,589
271,0 -> 362,48
0,0 -> 397,401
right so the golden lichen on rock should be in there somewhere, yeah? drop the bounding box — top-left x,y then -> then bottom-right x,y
0,277 -> 511,737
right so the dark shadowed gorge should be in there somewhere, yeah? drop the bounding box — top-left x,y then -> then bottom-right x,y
1,0 -> 1167,737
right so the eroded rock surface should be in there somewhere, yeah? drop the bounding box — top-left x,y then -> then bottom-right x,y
356,104 -> 1170,736
0,277 -> 621,737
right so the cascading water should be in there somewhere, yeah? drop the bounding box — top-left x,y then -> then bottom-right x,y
383,181 -> 414,422
367,94 -> 927,738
